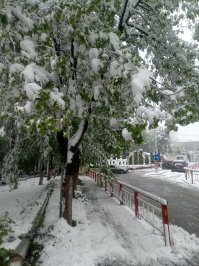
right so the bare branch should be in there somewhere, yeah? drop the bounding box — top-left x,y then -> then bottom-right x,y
140,1 -> 157,14
150,77 -> 186,96
134,9 -> 154,31
134,0 -> 142,9
138,3 -> 151,12
118,0 -> 129,32
126,20 -> 149,36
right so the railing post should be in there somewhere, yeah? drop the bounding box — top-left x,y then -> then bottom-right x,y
94,171 -> 97,182
191,170 -> 193,184
119,184 -> 123,205
161,204 -> 171,246
111,182 -> 113,197
185,169 -> 187,180
134,191 -> 139,218
100,174 -> 103,187
96,172 -> 99,185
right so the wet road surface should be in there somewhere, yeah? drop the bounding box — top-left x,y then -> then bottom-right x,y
117,171 -> 199,237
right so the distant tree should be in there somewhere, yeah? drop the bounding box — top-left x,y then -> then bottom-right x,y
156,127 -> 172,155
150,152 -> 154,164
138,150 -> 144,165
145,154 -> 149,165
134,151 -> 138,165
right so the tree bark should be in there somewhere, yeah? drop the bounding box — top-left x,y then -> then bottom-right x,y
57,118 -> 89,224
47,158 -> 54,181
57,130 -> 83,224
39,162 -> 44,185
73,149 -> 80,198
73,173 -> 78,198
63,173 -> 73,225
39,170 -> 44,185
62,149 -> 80,224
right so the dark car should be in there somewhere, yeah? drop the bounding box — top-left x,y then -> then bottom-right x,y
109,165 -> 128,174
171,160 -> 188,172
162,160 -> 173,170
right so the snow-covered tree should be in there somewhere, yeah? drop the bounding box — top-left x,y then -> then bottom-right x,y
0,0 -> 198,224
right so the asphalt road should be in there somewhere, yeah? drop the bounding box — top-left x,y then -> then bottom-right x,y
117,171 -> 199,237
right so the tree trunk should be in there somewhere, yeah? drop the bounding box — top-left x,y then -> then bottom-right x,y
47,158 -> 54,181
62,173 -> 73,225
73,173 -> 78,198
46,160 -> 49,178
73,150 -> 80,198
47,168 -> 53,180
62,149 -> 80,224
57,121 -> 88,225
39,163 -> 45,185
39,170 -> 44,185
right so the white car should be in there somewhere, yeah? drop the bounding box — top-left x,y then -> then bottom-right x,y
109,165 -> 128,174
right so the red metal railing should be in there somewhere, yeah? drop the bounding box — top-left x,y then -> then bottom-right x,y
184,162 -> 199,184
89,170 -> 171,246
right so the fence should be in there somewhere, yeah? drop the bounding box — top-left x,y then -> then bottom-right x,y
184,162 -> 199,184
89,170 -> 171,246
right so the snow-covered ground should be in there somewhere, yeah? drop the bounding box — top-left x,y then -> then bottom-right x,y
38,176 -> 199,266
1,173 -> 199,265
0,177 -> 50,250
142,168 -> 199,190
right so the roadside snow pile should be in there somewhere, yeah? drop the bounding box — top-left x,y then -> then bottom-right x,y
142,168 -> 199,189
39,176 -> 199,266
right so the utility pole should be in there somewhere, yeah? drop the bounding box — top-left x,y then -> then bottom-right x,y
154,129 -> 158,154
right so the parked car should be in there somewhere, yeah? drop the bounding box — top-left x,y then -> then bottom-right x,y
162,160 -> 173,170
109,165 -> 128,174
171,160 -> 188,172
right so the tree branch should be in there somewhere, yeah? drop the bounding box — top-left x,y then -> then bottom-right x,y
71,40 -> 78,80
134,9 -> 154,30
134,0 -> 142,9
53,37 -> 63,87
126,20 -> 149,36
118,0 -> 129,32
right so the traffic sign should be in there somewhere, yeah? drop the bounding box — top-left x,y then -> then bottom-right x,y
153,154 -> 159,161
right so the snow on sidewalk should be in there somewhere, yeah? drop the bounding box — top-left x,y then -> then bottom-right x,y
39,176 -> 199,266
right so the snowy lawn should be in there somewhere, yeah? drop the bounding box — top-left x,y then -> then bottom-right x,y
0,177 -> 50,250
38,176 -> 199,266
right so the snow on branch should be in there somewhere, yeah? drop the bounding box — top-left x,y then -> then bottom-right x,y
22,63 -> 51,85
67,119 -> 89,164
131,68 -> 153,105
20,39 -> 37,59
11,7 -> 34,29
69,121 -> 86,148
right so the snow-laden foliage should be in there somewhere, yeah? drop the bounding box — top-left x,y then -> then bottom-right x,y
0,0 -> 198,178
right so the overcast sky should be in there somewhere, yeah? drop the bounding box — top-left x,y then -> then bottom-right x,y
176,122 -> 199,142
